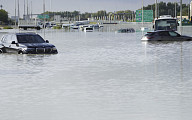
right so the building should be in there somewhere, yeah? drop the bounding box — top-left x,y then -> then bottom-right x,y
11,16 -> 19,22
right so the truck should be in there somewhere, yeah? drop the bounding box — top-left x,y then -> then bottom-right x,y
154,15 -> 177,31
18,19 -> 43,30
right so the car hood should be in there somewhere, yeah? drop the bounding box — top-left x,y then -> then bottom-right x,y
181,35 -> 192,38
19,43 -> 55,48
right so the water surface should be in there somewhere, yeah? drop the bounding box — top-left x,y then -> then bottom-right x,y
0,29 -> 192,120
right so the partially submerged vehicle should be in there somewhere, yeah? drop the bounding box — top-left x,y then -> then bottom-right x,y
116,28 -> 135,33
84,27 -> 93,32
141,30 -> 192,41
0,33 -> 58,54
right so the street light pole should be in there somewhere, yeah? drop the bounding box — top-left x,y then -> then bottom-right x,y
43,0 -> 45,38
24,0 -> 25,19
175,2 -> 177,18
180,0 -> 182,35
15,0 -> 17,29
155,0 -> 157,18
180,0 -> 182,27
142,0 -> 144,24
18,0 -> 20,26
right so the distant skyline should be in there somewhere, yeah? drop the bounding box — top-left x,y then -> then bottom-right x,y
0,0 -> 189,17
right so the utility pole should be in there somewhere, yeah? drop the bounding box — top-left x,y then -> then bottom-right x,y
15,0 -> 17,28
180,0 -> 182,35
188,0 -> 190,19
180,0 -> 182,27
155,0 -> 157,18
18,0 -> 20,26
175,2 -> 177,18
141,0 -> 144,27
50,0 -> 52,12
27,0 -> 28,19
43,0 -> 45,38
24,0 -> 25,19
31,1 -> 32,19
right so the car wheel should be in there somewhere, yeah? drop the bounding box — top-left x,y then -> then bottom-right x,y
0,49 -> 3,54
18,51 -> 23,54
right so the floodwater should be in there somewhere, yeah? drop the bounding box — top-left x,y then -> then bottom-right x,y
0,29 -> 192,120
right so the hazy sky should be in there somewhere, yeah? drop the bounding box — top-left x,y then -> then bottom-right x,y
0,0 -> 189,17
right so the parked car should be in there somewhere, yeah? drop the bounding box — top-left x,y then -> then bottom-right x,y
0,33 -> 58,54
141,30 -> 192,41
84,27 -> 93,32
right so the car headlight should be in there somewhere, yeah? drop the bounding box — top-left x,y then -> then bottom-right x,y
21,47 -> 28,51
52,47 -> 57,51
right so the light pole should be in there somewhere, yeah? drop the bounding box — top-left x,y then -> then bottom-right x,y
50,0 -> 52,11
175,2 -> 177,18
155,0 -> 157,18
142,0 -> 143,23
18,0 -> 20,26
188,0 -> 190,19
15,0 -> 17,28
180,0 -> 182,35
180,0 -> 182,27
43,0 -> 45,38
24,0 -> 25,19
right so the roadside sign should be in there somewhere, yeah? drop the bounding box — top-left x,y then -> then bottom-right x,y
136,10 -> 153,22
38,14 -> 49,19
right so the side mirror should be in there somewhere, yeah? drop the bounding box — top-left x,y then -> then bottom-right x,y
45,40 -> 49,43
11,41 -> 16,44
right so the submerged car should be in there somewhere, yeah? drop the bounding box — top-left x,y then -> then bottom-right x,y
0,33 -> 58,54
141,30 -> 192,41
116,28 -> 135,33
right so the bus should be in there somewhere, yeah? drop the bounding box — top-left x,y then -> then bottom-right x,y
154,15 -> 177,31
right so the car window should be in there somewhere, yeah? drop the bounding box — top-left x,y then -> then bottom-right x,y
169,31 -> 179,37
158,31 -> 170,36
1,35 -> 7,43
6,35 -> 13,43
17,35 -> 45,43
11,35 -> 17,42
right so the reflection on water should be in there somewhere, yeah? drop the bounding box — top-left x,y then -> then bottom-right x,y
0,30 -> 192,120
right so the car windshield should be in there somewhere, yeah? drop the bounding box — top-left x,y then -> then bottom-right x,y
17,35 -> 45,43
86,28 -> 93,30
158,31 -> 170,36
169,31 -> 179,37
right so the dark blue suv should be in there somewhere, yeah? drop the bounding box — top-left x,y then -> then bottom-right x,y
0,33 -> 58,54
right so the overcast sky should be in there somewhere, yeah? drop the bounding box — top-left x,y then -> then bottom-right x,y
0,0 -> 189,17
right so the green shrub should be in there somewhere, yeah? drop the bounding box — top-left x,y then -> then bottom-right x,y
3,26 -> 13,29
53,26 -> 62,29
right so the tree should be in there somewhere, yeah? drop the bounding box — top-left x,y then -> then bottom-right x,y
143,2 -> 189,18
0,9 -> 8,24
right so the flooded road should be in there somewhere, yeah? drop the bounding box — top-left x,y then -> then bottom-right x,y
0,29 -> 192,120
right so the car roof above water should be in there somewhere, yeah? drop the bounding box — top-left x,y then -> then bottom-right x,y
147,30 -> 175,33
2,32 -> 38,36
15,33 -> 38,36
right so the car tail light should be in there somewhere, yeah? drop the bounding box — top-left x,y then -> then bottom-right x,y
147,36 -> 154,39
